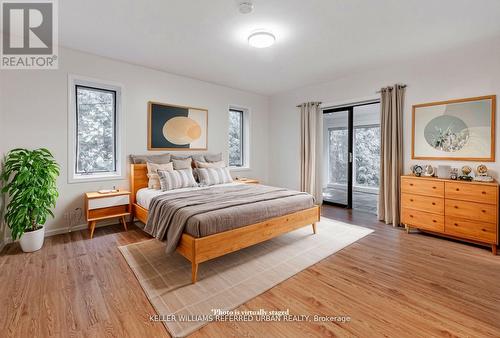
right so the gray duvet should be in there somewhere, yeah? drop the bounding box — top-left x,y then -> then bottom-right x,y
144,184 -> 314,254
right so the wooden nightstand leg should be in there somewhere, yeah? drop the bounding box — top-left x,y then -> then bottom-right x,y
312,222 -> 317,234
492,244 -> 497,255
89,221 -> 96,239
121,216 -> 128,231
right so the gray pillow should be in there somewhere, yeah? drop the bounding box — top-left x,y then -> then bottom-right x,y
172,158 -> 192,170
191,154 -> 206,163
130,153 -> 171,164
205,152 -> 223,162
158,168 -> 198,191
171,155 -> 191,160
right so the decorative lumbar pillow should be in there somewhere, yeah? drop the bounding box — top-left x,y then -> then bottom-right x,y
205,152 -> 223,163
146,162 -> 173,189
157,168 -> 198,191
195,160 -> 225,169
196,167 -> 233,186
172,158 -> 192,170
130,153 -> 171,164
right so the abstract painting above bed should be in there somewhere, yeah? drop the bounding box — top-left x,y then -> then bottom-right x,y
148,101 -> 208,151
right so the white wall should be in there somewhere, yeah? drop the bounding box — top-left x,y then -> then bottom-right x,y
269,36 -> 500,190
0,48 -> 270,235
0,85 -> 5,248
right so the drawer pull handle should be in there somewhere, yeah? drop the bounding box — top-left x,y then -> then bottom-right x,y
455,188 -> 460,191
432,186 -> 436,189
454,223 -> 458,226
454,206 -> 458,209
432,220 -> 437,223
409,215 -> 414,218
410,199 -> 414,202
409,183 -> 414,186
432,202 -> 436,205
482,191 -> 486,194
482,210 -> 486,213
482,229 -> 486,232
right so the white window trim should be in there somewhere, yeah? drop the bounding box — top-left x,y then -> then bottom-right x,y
228,104 -> 251,171
67,74 -> 125,184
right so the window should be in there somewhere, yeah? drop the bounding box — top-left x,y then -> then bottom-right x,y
228,108 -> 245,167
76,86 -> 116,174
68,76 -> 123,182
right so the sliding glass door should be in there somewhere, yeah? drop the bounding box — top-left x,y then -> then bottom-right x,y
323,102 -> 380,213
323,108 -> 352,207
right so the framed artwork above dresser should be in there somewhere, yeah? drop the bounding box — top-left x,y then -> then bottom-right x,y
412,95 -> 496,161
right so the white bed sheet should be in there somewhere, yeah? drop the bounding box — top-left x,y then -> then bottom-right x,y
136,182 -> 242,209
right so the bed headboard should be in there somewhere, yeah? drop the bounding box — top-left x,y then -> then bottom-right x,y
130,164 -> 148,204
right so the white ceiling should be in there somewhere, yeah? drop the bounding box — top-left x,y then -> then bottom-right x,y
60,0 -> 500,95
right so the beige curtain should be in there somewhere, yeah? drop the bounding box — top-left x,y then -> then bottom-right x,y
378,84 -> 405,225
300,102 -> 323,204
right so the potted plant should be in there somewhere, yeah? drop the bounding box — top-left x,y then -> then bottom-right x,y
1,148 -> 60,252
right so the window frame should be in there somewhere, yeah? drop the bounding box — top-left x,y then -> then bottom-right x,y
68,75 -> 124,183
228,105 -> 250,171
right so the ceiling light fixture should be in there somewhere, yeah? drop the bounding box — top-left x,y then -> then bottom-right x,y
248,31 -> 276,48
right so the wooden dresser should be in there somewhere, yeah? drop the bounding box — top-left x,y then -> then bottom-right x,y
401,175 -> 498,254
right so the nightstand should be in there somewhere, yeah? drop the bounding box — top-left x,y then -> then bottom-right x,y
84,190 -> 131,238
235,177 -> 260,184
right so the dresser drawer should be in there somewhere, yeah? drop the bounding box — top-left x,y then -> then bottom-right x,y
401,193 -> 444,214
445,199 -> 497,224
445,182 -> 497,205
88,195 -> 130,210
445,216 -> 497,243
401,178 -> 444,197
402,208 -> 444,232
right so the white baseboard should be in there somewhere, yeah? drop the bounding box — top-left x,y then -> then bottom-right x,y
44,220 -> 121,237
2,220 -> 125,243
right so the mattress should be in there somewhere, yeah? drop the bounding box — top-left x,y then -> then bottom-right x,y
136,183 -> 239,210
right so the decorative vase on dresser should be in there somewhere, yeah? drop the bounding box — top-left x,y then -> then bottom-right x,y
400,175 -> 499,255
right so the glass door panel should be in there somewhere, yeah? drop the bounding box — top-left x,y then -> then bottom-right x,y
323,109 -> 351,206
352,103 -> 380,214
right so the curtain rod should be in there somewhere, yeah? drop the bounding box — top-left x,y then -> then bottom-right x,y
296,102 -> 322,108
375,84 -> 407,93
296,83 -> 407,107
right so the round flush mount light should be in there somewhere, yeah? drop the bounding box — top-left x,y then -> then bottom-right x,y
248,31 -> 276,48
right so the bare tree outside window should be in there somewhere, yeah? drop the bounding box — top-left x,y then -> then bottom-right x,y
328,126 -> 380,187
76,86 -> 116,174
229,109 -> 244,167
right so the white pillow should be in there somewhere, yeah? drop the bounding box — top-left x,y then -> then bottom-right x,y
157,168 -> 198,191
196,167 -> 233,186
146,162 -> 173,189
195,160 -> 225,169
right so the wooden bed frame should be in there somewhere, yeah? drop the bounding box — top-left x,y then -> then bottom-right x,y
130,164 -> 320,283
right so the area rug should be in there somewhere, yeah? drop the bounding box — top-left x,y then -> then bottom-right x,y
118,218 -> 373,337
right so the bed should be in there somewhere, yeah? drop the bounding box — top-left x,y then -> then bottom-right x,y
130,164 -> 320,283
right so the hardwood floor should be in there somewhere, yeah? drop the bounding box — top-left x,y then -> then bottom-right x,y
1,205 -> 499,337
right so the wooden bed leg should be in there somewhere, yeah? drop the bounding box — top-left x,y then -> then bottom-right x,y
191,262 -> 199,284
312,222 -> 317,234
